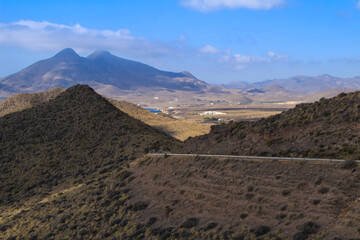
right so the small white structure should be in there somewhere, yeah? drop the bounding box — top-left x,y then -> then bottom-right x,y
200,111 -> 226,115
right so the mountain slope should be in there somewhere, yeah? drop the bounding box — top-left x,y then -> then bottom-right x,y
0,48 -> 208,96
0,85 -> 177,205
180,91 -> 360,159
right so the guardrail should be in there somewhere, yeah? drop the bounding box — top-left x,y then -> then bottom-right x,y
149,153 -> 360,163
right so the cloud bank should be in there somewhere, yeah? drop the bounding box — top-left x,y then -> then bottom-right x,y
180,0 -> 284,11
0,20 -> 179,58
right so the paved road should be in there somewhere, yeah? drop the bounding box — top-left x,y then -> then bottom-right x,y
149,153 -> 360,163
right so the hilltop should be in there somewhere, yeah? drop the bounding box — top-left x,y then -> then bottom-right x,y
181,91 -> 360,159
0,87 -> 209,140
0,85 -> 177,205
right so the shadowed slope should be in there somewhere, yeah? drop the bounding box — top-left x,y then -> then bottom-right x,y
0,85 -> 177,205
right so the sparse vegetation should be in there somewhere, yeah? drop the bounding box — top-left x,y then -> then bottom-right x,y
1,86 -> 360,239
181,91 -> 360,159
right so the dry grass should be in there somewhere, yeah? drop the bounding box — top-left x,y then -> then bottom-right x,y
0,87 -> 65,117
108,99 -> 209,141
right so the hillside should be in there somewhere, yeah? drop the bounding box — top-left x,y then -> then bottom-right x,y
1,86 -> 360,239
0,87 -> 65,117
180,91 -> 360,159
0,85 -> 177,205
1,155 -> 359,239
108,99 -> 209,141
0,87 -> 209,140
0,48 -> 208,97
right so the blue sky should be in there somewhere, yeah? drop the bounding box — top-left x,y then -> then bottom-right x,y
0,0 -> 360,83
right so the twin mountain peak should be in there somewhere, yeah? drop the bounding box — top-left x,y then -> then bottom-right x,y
0,48 -> 208,96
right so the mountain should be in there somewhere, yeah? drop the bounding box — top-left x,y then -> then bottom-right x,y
0,85 -> 177,205
223,74 -> 360,95
180,91 -> 360,159
0,48 -> 208,97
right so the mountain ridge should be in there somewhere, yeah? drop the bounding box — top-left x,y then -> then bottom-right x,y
223,74 -> 360,94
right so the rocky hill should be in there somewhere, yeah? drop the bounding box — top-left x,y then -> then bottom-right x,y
181,91 -> 360,159
0,48 -> 208,97
0,85 -> 177,205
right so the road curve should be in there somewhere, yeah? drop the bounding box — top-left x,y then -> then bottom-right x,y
149,153 -> 360,163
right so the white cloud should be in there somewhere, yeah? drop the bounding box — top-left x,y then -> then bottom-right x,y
357,1 -> 360,9
200,44 -> 221,54
266,50 -> 287,60
267,51 -> 276,57
220,50 -> 287,70
234,54 -> 265,63
180,0 -> 284,12
0,20 -> 179,58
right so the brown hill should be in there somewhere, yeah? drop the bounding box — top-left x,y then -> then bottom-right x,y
0,87 -> 209,140
0,87 -> 65,117
180,91 -> 360,159
1,155 -> 359,239
108,99 -> 209,141
0,85 -> 177,205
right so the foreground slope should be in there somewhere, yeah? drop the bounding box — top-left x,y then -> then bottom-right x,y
0,85 -> 177,205
1,155 -> 359,239
181,91 -> 360,159
0,87 -> 209,140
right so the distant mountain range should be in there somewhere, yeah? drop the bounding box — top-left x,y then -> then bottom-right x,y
0,48 -> 208,97
223,74 -> 360,94
1,48 -> 360,105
